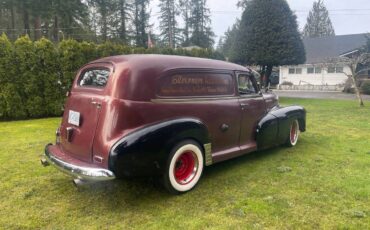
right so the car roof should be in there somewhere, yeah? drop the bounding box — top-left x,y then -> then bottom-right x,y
89,54 -> 249,73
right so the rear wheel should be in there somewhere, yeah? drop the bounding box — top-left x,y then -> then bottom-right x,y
163,140 -> 204,194
287,119 -> 300,147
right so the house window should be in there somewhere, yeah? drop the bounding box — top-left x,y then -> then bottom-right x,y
328,67 -> 336,73
289,67 -> 302,74
328,66 -> 343,74
307,67 -> 321,74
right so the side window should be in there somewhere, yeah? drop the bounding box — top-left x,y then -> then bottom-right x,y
238,74 -> 258,95
79,68 -> 110,88
157,72 -> 234,97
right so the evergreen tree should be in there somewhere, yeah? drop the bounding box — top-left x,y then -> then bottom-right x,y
133,0 -> 150,47
231,0 -> 305,83
218,19 -> 240,59
236,0 -> 252,9
189,0 -> 214,48
49,0 -> 90,41
0,0 -> 90,41
158,0 -> 182,48
89,0 -> 115,42
179,0 -> 191,46
303,0 -> 335,38
114,0 -> 133,44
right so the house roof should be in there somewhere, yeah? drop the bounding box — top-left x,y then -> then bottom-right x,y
303,34 -> 368,64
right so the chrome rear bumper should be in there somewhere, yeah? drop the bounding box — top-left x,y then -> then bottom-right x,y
42,144 -> 115,181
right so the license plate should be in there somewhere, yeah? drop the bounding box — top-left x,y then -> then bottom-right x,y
68,110 -> 80,126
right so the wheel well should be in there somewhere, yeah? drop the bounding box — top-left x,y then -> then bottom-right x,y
168,137 -> 206,163
298,117 -> 305,132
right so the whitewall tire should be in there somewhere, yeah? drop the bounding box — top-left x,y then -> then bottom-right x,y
287,119 -> 300,147
163,140 -> 204,194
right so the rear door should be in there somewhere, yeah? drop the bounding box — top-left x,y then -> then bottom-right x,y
60,64 -> 112,163
237,72 -> 267,152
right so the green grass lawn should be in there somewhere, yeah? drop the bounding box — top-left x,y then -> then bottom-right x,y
0,98 -> 369,229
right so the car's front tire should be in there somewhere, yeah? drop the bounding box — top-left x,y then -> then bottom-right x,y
163,140 -> 204,194
287,119 -> 300,147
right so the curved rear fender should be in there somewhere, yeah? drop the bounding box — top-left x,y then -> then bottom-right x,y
108,118 -> 209,178
256,106 -> 306,149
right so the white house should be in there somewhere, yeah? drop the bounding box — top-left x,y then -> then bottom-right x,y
279,34 -> 368,91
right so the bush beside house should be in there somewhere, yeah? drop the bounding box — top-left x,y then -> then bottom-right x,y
361,81 -> 370,95
0,34 -> 224,120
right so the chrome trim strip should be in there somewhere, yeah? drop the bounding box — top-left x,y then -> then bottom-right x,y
204,143 -> 212,166
43,144 -> 115,181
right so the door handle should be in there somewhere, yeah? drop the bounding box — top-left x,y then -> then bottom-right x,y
240,103 -> 249,107
91,101 -> 102,109
220,124 -> 229,132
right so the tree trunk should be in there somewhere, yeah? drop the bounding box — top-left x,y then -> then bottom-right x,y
53,15 -> 59,42
265,65 -> 273,88
168,1 -> 173,48
23,10 -> 31,37
184,5 -> 189,45
119,0 -> 126,43
259,65 -> 266,88
34,15 -> 42,40
101,7 -> 107,42
350,64 -> 365,107
10,3 -> 16,40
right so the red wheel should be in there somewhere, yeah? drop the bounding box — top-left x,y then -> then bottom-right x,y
174,151 -> 198,185
163,140 -> 204,194
287,119 -> 299,147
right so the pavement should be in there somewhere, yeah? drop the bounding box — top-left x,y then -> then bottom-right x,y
273,90 -> 370,101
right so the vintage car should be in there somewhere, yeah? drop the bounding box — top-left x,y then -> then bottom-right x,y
41,55 -> 306,194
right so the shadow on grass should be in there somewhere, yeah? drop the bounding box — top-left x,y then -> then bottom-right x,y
53,145 -> 289,214
203,146 -> 286,179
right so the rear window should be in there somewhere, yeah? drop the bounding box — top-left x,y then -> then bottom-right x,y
158,72 -> 234,97
79,68 -> 110,88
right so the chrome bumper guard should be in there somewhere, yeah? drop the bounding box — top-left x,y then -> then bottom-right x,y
42,144 -> 115,181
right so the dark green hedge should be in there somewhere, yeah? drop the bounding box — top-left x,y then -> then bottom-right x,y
361,81 -> 370,95
0,34 -> 224,120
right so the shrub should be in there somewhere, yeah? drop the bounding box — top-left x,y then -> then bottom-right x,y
0,33 -> 14,119
361,81 -> 370,95
0,34 -> 225,120
281,81 -> 293,86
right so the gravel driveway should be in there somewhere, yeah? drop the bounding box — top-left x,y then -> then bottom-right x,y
273,90 -> 370,101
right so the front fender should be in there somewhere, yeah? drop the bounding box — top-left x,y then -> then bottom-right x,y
256,105 -> 306,149
108,118 -> 210,178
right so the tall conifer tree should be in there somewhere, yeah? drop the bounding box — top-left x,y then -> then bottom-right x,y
158,0 -> 182,48
116,0 -> 133,43
179,0 -> 191,46
231,0 -> 305,82
303,0 -> 335,38
189,0 -> 214,48
133,0 -> 150,47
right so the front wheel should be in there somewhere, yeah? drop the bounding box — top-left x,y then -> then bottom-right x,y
162,140 -> 204,194
287,119 -> 300,147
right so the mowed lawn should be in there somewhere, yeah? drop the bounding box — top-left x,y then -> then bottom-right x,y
0,98 -> 369,229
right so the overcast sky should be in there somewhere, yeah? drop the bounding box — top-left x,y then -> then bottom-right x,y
149,0 -> 370,44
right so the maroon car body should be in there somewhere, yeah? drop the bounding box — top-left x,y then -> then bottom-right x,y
42,55 -> 306,193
